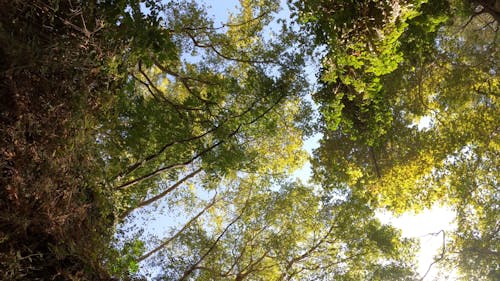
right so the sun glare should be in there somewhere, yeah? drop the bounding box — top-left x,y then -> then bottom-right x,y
378,206 -> 458,280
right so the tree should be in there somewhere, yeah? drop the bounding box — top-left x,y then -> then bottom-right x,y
291,0 -> 498,279
140,178 -> 419,280
90,0 -> 310,219
1,0 -> 311,279
3,0 -> 496,279
91,0 -> 314,278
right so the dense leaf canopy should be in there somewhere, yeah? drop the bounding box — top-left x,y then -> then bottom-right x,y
0,0 -> 498,280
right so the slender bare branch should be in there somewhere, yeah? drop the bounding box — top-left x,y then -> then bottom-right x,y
183,31 -> 275,65
119,168 -> 203,219
137,194 -> 220,263
177,10 -> 271,32
419,230 -> 446,281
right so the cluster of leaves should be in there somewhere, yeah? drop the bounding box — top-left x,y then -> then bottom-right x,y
291,0 -> 450,145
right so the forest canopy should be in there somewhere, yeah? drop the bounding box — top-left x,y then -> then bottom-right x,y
0,0 -> 498,280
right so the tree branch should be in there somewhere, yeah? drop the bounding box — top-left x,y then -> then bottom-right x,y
178,210 -> 244,281
460,7 -> 486,30
177,10 -> 271,32
119,168 -> 203,219
152,57 -> 218,86
137,194 -> 220,263
115,143 -> 214,190
115,124 -> 241,190
472,0 -> 500,23
419,230 -> 446,281
279,223 -> 337,280
137,62 -> 203,112
112,124 -> 219,182
183,31 -> 275,65
178,190 -> 253,281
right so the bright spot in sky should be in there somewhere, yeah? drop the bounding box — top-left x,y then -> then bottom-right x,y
296,134 -> 458,280
293,132 -> 322,182
418,115 -> 433,130
377,206 -> 457,280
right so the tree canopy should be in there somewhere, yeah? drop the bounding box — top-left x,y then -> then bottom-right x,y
0,0 -> 498,280
291,0 -> 498,279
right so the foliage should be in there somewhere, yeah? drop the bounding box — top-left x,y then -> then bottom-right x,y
141,178 -> 418,280
1,0 -> 498,280
0,0 -> 123,279
291,0 -> 499,279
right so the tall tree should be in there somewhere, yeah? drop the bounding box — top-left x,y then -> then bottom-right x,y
93,0 -> 313,278
290,0 -> 499,279
93,0 -> 310,220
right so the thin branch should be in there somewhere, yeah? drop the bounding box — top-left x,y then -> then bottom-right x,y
178,211 -> 244,281
138,62 -> 203,112
119,168 -> 203,219
178,190 -> 253,281
150,58 -> 222,115
474,85 -> 500,98
184,31 -> 275,65
113,85 -> 282,185
131,73 -> 190,119
131,73 -> 161,100
137,194 -> 220,263
279,223 -> 337,280
115,69 -> 287,188
419,230 -> 446,281
475,19 -> 497,31
236,249 -> 271,280
246,91 -> 287,126
116,142 -> 215,189
31,1 -> 102,38
473,0 -> 500,23
178,10 -> 271,32
460,8 -> 486,31
152,58 -> 218,86
223,225 -> 271,277
116,124 -> 241,189
112,124 -> 219,182
286,267 -> 306,281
